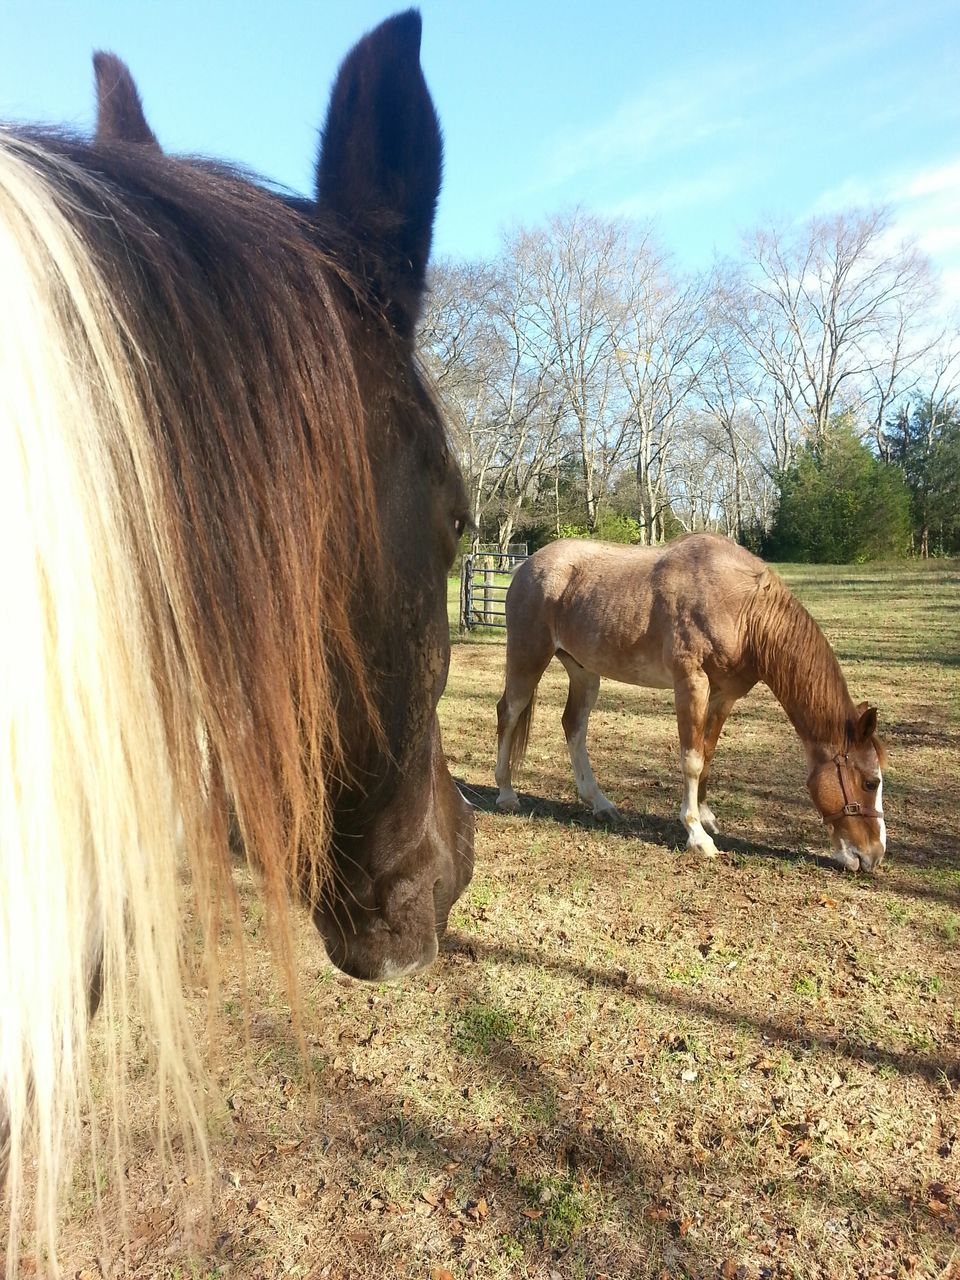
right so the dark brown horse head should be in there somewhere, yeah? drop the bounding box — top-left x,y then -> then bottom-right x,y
307,12 -> 474,977
90,12 -> 474,979
0,12 -> 474,1263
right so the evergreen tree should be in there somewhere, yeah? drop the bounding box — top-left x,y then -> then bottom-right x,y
887,396 -> 960,556
766,421 -> 912,562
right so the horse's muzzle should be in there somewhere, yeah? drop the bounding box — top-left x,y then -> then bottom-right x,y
316,727 -> 474,981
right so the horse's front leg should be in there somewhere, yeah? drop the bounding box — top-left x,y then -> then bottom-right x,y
697,692 -> 737,837
558,656 -> 619,819
674,668 -> 718,857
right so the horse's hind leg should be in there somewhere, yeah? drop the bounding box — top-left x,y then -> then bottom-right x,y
495,643 -> 552,812
557,653 -> 619,819
674,668 -> 718,857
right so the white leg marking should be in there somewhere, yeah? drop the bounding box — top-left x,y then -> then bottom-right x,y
681,750 -> 717,857
568,726 -> 619,817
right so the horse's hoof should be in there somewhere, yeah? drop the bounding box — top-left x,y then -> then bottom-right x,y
594,804 -> 622,823
496,793 -> 521,814
700,806 -> 720,836
687,836 -> 719,859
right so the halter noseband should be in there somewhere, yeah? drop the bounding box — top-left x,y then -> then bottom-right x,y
818,752 -> 880,826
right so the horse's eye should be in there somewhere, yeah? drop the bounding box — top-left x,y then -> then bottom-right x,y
864,779 -> 880,792
454,515 -> 470,538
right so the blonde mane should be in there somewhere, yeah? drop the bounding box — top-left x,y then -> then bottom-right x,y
0,132 -> 377,1271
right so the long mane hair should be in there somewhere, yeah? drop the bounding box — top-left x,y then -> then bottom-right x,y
0,122 -> 384,1264
741,567 -> 886,762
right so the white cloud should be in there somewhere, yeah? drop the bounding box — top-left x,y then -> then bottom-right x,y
814,156 -> 960,309
531,48 -> 760,197
901,159 -> 960,200
608,171 -> 738,220
537,89 -> 738,192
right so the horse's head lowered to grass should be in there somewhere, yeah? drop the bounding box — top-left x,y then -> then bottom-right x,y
0,9 -> 472,1266
804,704 -> 887,872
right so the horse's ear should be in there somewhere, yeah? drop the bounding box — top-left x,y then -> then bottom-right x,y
315,10 -> 441,336
93,52 -> 161,151
855,705 -> 878,742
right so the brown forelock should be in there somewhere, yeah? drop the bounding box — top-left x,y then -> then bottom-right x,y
742,572 -> 858,747
22,129 -> 396,925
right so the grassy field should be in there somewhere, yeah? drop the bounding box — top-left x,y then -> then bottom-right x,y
56,561 -> 959,1279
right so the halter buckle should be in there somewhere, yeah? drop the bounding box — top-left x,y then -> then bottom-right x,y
840,802 -> 862,816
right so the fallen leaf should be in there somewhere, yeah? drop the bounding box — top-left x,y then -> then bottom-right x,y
926,1183 -> 952,1216
421,1189 -> 441,1208
521,1207 -> 543,1219
721,1262 -> 738,1280
678,1215 -> 693,1236
466,1195 -> 489,1221
429,1268 -> 454,1280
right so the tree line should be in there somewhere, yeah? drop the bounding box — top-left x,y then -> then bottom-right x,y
418,208 -> 960,561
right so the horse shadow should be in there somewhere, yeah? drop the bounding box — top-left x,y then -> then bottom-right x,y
456,778 -> 840,872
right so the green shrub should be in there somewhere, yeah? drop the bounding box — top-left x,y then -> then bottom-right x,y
765,422 -> 912,562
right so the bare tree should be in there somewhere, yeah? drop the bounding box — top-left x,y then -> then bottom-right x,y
420,251 -> 565,551
506,212 -> 635,530
615,254 -> 710,543
419,259 -> 501,539
696,278 -> 783,538
732,209 -> 938,452
422,204 -> 946,557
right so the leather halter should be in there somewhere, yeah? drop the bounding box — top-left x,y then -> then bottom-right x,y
818,752 -> 880,826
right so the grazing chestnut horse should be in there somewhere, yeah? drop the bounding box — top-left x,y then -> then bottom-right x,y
0,11 -> 473,1268
496,534 -> 886,870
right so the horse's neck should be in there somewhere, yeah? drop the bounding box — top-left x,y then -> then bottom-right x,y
745,585 -> 856,751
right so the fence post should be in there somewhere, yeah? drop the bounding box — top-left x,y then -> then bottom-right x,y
460,556 -> 473,631
458,549 -> 527,631
483,559 -> 495,624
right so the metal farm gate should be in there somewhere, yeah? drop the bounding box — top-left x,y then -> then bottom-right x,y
459,545 -> 527,631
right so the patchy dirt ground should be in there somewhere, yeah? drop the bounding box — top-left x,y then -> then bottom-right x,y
32,562 -> 960,1278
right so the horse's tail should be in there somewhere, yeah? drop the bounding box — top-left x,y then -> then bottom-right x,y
0,135 -> 208,1272
509,688 -> 538,774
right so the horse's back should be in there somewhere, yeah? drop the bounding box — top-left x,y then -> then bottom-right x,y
506,535 -> 767,686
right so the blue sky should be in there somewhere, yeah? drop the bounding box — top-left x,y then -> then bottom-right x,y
2,0 -> 958,301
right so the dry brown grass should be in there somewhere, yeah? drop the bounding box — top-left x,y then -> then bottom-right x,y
46,562 -> 960,1278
